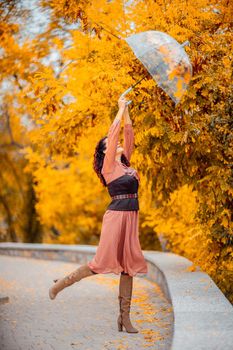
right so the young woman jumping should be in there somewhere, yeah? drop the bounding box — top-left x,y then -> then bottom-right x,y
49,96 -> 148,333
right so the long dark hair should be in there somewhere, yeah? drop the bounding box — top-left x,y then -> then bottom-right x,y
93,135 -> 130,187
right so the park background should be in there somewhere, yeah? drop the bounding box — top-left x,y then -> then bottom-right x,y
0,0 -> 232,304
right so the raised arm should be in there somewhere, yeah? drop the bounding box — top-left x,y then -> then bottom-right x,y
123,106 -> 134,161
102,104 -> 126,174
102,118 -> 121,173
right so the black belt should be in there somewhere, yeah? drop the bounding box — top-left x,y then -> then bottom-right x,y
111,193 -> 138,200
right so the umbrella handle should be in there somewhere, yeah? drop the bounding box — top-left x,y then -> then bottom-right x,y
120,86 -> 133,98
120,75 -> 147,105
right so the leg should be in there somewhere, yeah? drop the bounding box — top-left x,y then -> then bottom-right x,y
49,264 -> 96,300
53,268 -> 98,282
117,272 -> 138,333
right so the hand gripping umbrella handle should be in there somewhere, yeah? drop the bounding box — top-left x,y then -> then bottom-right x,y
120,87 -> 133,106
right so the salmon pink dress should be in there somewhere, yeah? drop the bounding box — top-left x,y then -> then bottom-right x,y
87,118 -> 148,277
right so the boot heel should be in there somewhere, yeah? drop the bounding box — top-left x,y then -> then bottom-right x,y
117,319 -> 123,332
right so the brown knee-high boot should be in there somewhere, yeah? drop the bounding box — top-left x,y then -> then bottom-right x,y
49,264 -> 97,300
117,272 -> 138,333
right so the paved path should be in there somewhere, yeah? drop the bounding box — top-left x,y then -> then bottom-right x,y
0,255 -> 173,350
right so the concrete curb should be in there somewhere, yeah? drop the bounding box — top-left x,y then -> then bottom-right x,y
0,242 -> 233,350
144,251 -> 233,350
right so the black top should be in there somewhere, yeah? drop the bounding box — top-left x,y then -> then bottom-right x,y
106,174 -> 139,211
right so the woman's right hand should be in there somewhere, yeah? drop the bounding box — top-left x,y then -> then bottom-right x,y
118,96 -> 128,110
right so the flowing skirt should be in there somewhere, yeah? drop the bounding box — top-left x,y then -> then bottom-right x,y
87,209 -> 148,277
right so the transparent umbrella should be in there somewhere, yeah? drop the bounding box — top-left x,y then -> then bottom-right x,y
122,30 -> 192,105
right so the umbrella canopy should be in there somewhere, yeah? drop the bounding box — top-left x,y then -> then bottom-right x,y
125,30 -> 192,104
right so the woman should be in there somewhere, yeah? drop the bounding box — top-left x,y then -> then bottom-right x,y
49,96 -> 148,333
